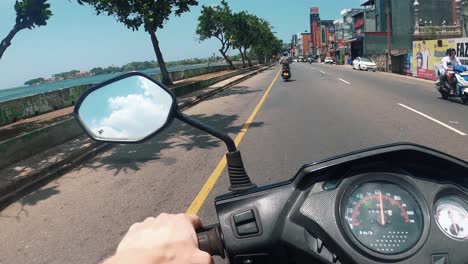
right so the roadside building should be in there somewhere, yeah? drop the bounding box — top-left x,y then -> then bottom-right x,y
335,0 -> 461,73
291,34 -> 298,58
335,8 -> 364,64
309,8 -> 336,60
302,33 -> 312,57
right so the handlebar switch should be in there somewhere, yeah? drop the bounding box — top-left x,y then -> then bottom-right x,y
197,224 -> 225,258
233,209 -> 261,237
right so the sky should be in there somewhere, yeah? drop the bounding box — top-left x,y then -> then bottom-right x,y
0,0 -> 363,89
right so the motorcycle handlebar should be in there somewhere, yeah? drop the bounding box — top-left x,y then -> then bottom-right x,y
196,224 -> 225,258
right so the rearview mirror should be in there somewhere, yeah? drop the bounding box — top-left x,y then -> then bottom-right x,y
74,72 -> 177,143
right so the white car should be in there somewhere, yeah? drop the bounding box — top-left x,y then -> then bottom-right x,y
324,57 -> 334,64
353,57 -> 377,71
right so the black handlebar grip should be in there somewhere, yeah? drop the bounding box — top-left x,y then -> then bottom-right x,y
197,224 -> 225,258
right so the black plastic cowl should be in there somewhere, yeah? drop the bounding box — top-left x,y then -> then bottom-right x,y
226,151 -> 257,193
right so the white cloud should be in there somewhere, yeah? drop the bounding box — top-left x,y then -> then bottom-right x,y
90,77 -> 173,140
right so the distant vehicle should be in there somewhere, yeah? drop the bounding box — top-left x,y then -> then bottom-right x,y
353,57 -> 377,72
281,65 -> 291,82
298,56 -> 304,62
292,59 -> 298,62
324,57 -> 334,64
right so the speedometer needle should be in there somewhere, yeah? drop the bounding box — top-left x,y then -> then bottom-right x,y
379,192 -> 385,226
448,210 -> 459,234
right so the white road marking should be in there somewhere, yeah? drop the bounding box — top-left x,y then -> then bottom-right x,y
398,103 -> 466,136
338,78 -> 351,85
311,68 -> 316,70
320,70 -> 326,74
449,121 -> 459,124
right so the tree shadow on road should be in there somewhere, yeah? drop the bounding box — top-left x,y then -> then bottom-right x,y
75,113 -> 265,176
204,86 -> 262,102
0,185 -> 60,220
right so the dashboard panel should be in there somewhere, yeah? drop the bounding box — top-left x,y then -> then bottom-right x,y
300,173 -> 468,263
214,144 -> 468,264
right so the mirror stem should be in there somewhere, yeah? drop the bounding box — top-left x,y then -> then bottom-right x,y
175,111 -> 256,193
175,111 -> 237,152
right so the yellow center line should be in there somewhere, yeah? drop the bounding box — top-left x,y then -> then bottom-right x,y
186,68 -> 281,215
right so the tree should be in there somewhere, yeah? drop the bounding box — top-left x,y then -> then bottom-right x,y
0,0 -> 52,60
196,0 -> 235,69
249,19 -> 280,64
78,0 -> 198,86
231,12 -> 259,67
24,77 -> 45,86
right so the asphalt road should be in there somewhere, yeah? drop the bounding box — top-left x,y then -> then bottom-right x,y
0,63 -> 466,264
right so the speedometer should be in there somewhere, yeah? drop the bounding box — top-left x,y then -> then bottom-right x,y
343,182 -> 423,255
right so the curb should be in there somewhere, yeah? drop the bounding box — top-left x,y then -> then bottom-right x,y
178,64 -> 273,110
0,141 -> 111,207
0,63 -> 274,206
333,64 -> 434,84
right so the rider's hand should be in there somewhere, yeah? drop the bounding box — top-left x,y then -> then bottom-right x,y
102,213 -> 213,264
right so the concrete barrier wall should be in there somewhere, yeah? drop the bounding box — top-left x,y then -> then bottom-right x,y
0,118 -> 83,168
0,65 -> 234,126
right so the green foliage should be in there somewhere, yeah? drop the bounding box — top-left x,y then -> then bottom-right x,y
24,77 -> 45,86
196,0 -> 235,68
14,0 -> 52,29
77,0 -> 198,32
0,0 -> 52,60
196,0 -> 233,42
52,70 -> 80,80
231,12 -> 259,50
197,1 -> 282,66
78,0 -> 198,85
249,19 -> 283,63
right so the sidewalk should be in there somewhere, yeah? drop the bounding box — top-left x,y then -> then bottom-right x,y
0,64 -> 273,204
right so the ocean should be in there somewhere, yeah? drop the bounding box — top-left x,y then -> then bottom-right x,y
0,63 -> 224,103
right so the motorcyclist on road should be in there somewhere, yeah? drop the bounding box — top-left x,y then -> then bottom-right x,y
440,48 -> 463,95
279,52 -> 291,72
101,213 -> 213,264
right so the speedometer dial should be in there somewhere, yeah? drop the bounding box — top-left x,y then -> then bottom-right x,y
343,182 -> 423,255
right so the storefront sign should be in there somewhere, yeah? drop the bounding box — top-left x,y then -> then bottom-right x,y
412,38 -> 468,80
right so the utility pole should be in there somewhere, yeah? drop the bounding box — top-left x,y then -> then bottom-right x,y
386,0 -> 392,72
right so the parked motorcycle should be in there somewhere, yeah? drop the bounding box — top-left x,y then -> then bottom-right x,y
436,65 -> 468,104
281,65 -> 291,81
75,72 -> 468,264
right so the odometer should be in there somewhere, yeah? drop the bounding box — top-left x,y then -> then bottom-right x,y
343,182 -> 423,255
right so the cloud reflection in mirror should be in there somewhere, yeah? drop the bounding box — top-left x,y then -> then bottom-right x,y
78,75 -> 174,141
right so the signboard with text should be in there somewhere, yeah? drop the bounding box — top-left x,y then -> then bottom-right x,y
412,38 -> 468,80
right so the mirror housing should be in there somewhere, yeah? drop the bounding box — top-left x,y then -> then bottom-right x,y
74,72 -> 177,143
